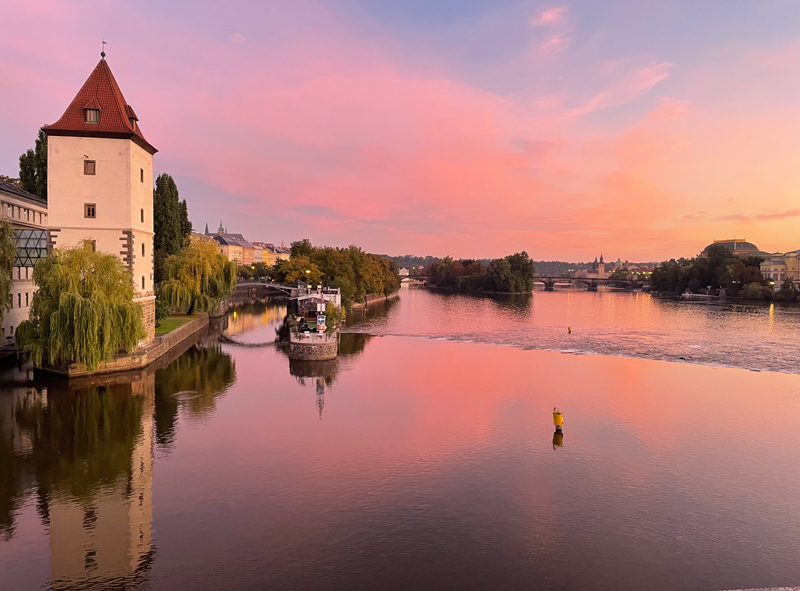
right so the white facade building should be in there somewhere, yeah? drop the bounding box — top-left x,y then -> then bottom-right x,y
0,180 -> 48,346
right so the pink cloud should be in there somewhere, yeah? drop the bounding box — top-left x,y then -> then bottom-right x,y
532,6 -> 568,26
566,62 -> 672,118
534,34 -> 575,58
2,1 -> 799,260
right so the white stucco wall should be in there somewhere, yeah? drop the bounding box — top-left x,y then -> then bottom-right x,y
48,136 -> 154,297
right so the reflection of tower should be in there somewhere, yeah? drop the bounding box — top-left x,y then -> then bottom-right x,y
48,373 -> 155,590
316,379 -> 325,420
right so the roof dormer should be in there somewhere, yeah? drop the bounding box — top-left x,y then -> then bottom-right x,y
125,105 -> 138,131
83,97 -> 102,124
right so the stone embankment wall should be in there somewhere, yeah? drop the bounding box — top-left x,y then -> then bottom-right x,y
289,341 -> 338,361
43,314 -> 209,378
351,291 -> 399,310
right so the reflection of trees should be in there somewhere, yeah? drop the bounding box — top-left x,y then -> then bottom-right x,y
0,419 -> 23,539
154,344 -> 236,446
339,332 -> 372,356
14,383 -> 143,502
344,295 -> 398,327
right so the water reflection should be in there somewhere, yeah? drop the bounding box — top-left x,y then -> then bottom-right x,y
226,300 -> 287,337
346,285 -> 800,373
0,333 -> 237,589
278,333 -> 373,419
344,295 -> 399,328
0,367 -> 154,590
154,344 -> 237,441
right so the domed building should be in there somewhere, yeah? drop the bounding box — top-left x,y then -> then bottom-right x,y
700,238 -> 768,258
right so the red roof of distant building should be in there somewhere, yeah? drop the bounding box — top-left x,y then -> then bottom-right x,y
43,58 -> 156,154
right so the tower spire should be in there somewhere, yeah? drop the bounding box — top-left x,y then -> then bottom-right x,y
101,39 -> 106,60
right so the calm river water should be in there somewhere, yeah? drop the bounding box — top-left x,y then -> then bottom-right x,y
1,287 -> 800,591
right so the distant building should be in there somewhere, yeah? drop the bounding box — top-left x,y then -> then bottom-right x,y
252,242 -> 290,266
398,268 -> 410,277
761,250 -> 800,285
207,221 -> 255,265
584,254 -> 607,279
701,238 -> 768,258
0,180 -> 48,346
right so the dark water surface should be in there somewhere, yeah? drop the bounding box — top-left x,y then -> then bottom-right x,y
1,292 -> 800,591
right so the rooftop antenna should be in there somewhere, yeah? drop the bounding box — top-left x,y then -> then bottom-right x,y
101,39 -> 106,60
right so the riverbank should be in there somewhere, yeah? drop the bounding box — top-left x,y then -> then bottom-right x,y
37,313 -> 209,378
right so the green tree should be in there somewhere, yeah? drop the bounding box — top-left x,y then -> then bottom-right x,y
0,220 -> 14,326
324,301 -> 343,332
281,256 -> 322,284
740,281 -> 773,301
290,239 -> 314,259
775,278 -> 798,303
153,173 -> 191,283
18,130 -> 47,200
159,239 -> 236,314
16,243 -> 145,370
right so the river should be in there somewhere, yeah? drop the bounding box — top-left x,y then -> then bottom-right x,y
1,287 -> 799,591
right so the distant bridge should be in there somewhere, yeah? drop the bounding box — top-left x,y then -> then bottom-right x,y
533,276 -> 645,291
233,281 -> 299,299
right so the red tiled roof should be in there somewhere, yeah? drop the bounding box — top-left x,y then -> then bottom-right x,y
43,58 -> 156,154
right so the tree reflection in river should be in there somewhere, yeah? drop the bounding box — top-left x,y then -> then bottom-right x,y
154,343 -> 237,449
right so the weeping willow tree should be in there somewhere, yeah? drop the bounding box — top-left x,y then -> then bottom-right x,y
16,243 -> 145,370
159,239 -> 236,314
0,220 -> 15,325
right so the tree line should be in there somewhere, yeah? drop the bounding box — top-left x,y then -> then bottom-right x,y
271,239 -> 400,310
650,245 -> 797,302
426,252 -> 536,293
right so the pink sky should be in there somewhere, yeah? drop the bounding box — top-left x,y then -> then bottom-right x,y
1,0 -> 798,261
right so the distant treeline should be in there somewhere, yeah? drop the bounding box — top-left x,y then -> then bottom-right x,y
426,252 -> 535,293
381,255 -> 642,277
651,245 -> 797,302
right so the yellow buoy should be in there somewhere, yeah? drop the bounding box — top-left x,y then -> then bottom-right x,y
553,407 -> 564,428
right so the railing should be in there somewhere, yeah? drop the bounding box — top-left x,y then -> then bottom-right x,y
290,330 -> 339,344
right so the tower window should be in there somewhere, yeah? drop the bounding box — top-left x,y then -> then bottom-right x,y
141,276 -> 145,290
84,160 -> 96,175
84,204 -> 96,218
85,109 -> 101,124
140,168 -> 144,183
142,243 -> 145,257
141,208 -> 144,223
129,118 -> 137,131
